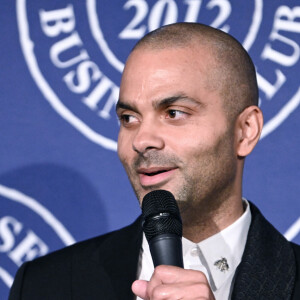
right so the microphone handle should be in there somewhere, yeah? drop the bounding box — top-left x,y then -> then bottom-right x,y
148,233 -> 184,268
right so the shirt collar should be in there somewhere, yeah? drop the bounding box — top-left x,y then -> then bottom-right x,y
182,199 -> 251,291
140,199 -> 251,292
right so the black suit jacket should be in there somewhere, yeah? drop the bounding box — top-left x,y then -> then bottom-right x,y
9,203 -> 300,300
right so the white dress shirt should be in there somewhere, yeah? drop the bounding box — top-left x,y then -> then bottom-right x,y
136,200 -> 251,300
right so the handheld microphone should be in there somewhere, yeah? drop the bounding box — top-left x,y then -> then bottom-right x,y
142,190 -> 184,268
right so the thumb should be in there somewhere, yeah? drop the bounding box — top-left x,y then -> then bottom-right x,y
132,280 -> 149,299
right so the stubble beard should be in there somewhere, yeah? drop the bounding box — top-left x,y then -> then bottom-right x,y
124,151 -> 183,204
124,125 -> 237,227
177,128 -> 237,229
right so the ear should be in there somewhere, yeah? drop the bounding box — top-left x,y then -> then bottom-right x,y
235,106 -> 263,157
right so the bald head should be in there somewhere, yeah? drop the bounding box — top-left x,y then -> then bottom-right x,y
131,23 -> 258,121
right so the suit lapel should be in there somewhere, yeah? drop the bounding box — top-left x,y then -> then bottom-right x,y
99,216 -> 143,300
71,217 -> 143,300
70,204 -> 297,299
232,203 -> 296,299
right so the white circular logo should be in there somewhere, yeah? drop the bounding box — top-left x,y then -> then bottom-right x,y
17,0 -> 300,150
0,184 -> 75,291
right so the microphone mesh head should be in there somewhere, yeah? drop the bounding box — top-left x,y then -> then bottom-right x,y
142,190 -> 182,241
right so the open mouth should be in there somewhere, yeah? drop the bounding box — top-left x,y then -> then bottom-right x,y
138,167 -> 177,187
144,170 -> 168,176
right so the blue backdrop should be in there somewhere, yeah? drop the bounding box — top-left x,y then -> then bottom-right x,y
1,1 -> 300,299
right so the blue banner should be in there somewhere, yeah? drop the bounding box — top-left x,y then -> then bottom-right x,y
1,1 -> 299,299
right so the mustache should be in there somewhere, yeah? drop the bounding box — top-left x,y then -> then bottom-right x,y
133,151 -> 181,169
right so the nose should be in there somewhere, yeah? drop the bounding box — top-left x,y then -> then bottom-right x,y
132,121 -> 165,154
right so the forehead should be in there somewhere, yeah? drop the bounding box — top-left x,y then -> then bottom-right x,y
119,46 -> 220,108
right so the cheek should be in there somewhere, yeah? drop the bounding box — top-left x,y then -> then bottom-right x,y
117,132 -> 129,162
117,141 -> 135,176
118,148 -> 130,168
175,134 -> 207,157
117,143 -> 124,163
176,122 -> 215,145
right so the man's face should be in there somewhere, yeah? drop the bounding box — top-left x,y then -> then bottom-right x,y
117,46 -> 238,215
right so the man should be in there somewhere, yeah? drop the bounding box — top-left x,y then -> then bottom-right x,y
9,23 -> 300,300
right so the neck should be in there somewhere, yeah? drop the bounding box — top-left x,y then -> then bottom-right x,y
180,195 -> 244,243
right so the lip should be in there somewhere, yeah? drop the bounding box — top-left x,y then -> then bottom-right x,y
137,167 -> 178,187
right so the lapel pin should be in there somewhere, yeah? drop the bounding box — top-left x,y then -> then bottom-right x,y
214,257 -> 229,272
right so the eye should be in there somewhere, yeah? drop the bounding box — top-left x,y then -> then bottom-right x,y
166,109 -> 186,119
119,114 -> 139,126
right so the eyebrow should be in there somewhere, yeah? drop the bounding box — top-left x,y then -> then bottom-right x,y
153,95 -> 200,109
116,94 -> 201,114
115,101 -> 138,114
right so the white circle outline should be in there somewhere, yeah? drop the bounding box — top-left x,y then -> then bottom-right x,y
0,184 -> 76,246
0,266 -> 13,288
87,0 -> 263,73
15,0 -> 300,143
88,0 -> 299,138
242,0 -> 263,51
261,87 -> 300,139
16,0 -> 118,152
284,217 -> 300,242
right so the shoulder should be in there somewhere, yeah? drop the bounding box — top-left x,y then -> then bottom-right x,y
248,201 -> 298,254
249,202 -> 300,297
26,215 -> 142,267
233,202 -> 299,299
9,217 -> 142,299
291,242 -> 300,255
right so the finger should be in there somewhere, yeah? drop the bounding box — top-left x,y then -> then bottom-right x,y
132,279 -> 149,299
150,265 -> 209,285
147,267 -> 214,300
150,282 -> 215,300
